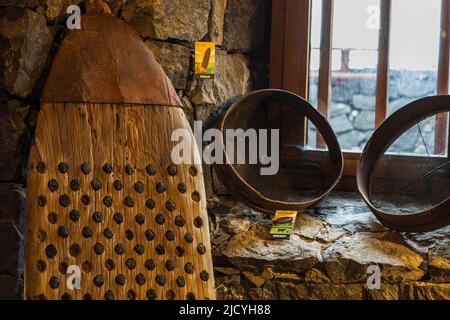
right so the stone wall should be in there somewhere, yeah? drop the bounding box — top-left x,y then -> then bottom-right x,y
309,70 -> 439,153
210,192 -> 450,300
0,0 -> 271,299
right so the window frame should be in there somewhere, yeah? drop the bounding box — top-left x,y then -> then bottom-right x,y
270,0 -> 450,190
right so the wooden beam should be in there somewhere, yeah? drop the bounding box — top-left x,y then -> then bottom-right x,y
269,0 -> 287,90
316,0 -> 334,148
435,0 -> 450,155
375,0 -> 392,128
281,0 -> 311,151
282,0 -> 311,98
268,0 -> 311,153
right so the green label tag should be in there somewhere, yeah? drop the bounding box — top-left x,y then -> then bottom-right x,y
270,211 -> 298,240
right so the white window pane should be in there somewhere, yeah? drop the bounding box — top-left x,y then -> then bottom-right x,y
331,49 -> 342,71
349,50 -> 378,69
310,48 -> 320,71
329,0 -> 380,151
390,0 -> 441,71
388,0 -> 442,155
332,0 -> 380,50
310,0 -> 322,48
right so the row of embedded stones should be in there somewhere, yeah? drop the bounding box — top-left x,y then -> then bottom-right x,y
33,161 -> 210,300
35,161 -> 201,207
36,223 -> 210,301
36,290 -> 198,301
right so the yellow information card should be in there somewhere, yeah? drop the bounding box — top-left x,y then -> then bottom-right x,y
270,211 -> 298,240
195,42 -> 215,79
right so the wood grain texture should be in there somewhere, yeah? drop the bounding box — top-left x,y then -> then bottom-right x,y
375,0 -> 391,128
316,0 -> 334,148
25,103 -> 215,300
435,0 -> 450,154
41,15 -> 182,107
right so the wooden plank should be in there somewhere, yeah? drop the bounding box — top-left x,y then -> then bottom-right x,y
268,0 -> 311,153
435,0 -> 450,155
281,0 -> 311,151
375,0 -> 392,128
26,103 -> 215,300
267,0 -> 286,132
282,0 -> 311,98
316,0 -> 334,148
269,0 -> 286,90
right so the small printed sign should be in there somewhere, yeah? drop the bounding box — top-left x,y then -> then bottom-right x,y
269,211 -> 298,240
195,42 -> 215,79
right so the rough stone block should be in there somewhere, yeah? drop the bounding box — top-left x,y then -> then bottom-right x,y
0,220 -> 20,276
215,227 -> 322,273
103,0 -> 128,15
403,283 -> 450,300
0,183 -> 25,223
181,95 -> 195,129
428,239 -> 450,283
0,275 -> 19,299
367,284 -> 401,300
337,131 -> 367,151
258,281 -> 309,300
257,282 -> 365,300
305,268 -> 330,284
206,0 -> 227,45
330,102 -> 351,118
41,0 -> 83,22
323,232 -> 425,284
396,71 -> 436,98
352,94 -> 375,111
353,110 -> 375,131
145,40 -> 191,90
223,0 -> 270,52
330,114 -> 353,134
122,0 -> 210,41
0,1 -> 38,8
309,283 -> 365,300
0,7 -> 52,97
188,51 -> 251,121
0,100 -> 30,180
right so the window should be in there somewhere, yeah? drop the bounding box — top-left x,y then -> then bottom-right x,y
270,0 -> 450,188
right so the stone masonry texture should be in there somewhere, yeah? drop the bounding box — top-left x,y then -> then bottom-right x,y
210,193 -> 450,300
0,0 -> 270,299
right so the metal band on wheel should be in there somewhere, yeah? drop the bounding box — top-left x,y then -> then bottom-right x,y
215,89 -> 344,214
357,95 -> 450,232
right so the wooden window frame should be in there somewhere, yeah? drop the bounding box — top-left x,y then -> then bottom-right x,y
270,0 -> 450,190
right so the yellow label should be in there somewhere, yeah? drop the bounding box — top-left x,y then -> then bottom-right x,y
270,211 -> 298,239
195,42 -> 215,79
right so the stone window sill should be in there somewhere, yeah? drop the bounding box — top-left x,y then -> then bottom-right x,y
209,192 -> 450,300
